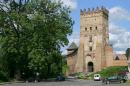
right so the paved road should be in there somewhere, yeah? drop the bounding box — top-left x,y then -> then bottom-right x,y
0,79 -> 129,86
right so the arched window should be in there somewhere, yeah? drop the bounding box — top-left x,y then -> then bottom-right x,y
115,56 -> 120,60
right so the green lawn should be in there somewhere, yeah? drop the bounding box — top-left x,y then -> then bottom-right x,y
127,80 -> 130,84
86,66 -> 128,79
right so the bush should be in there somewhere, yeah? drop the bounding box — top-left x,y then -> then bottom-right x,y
99,66 -> 128,78
88,66 -> 128,78
0,71 -> 9,82
75,72 -> 92,79
75,72 -> 85,79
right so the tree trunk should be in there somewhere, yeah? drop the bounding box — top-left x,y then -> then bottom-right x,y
15,70 -> 21,80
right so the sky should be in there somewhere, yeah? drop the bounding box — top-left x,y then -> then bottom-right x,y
59,0 -> 130,55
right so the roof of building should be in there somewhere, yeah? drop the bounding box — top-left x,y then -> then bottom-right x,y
67,49 -> 78,56
67,42 -> 78,50
114,54 -> 127,60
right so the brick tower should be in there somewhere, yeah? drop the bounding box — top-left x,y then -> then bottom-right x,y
75,6 -> 109,73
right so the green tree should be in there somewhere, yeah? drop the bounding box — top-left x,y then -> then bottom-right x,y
27,0 -> 73,78
0,0 -> 73,79
126,48 -> 130,60
0,0 -> 33,79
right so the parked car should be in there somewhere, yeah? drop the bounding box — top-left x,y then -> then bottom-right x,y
56,75 -> 65,81
103,75 -> 128,84
27,77 -> 35,82
94,74 -> 101,81
27,77 -> 41,82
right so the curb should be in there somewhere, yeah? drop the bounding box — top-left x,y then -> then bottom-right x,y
0,82 -> 12,85
0,81 -> 24,85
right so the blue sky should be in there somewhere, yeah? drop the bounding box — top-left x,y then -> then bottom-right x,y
71,0 -> 130,32
60,0 -> 130,55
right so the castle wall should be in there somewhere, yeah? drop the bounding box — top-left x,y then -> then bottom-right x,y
105,45 -> 114,67
67,52 -> 77,75
105,45 -> 128,67
113,60 -> 128,66
67,7 -> 128,75
74,44 -> 84,72
95,44 -> 102,72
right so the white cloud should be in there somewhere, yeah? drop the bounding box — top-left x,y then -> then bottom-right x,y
109,23 -> 130,54
109,7 -> 130,54
109,7 -> 130,22
55,0 -> 77,10
114,51 -> 126,54
61,32 -> 79,55
68,32 -> 79,45
109,24 -> 126,35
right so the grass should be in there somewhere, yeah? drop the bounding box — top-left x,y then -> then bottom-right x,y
97,66 -> 127,78
70,66 -> 128,80
127,80 -> 130,84
87,66 -> 128,79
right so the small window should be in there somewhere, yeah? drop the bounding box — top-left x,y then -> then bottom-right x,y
85,28 -> 87,31
95,27 -> 97,30
89,47 -> 92,51
90,27 -> 92,30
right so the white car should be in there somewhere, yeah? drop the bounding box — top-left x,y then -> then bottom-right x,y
94,74 -> 101,81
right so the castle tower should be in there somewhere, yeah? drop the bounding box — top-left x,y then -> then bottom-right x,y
75,6 -> 109,73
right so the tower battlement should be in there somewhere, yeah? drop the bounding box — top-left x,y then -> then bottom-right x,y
80,6 -> 108,15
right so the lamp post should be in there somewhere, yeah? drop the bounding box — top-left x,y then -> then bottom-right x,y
35,72 -> 39,82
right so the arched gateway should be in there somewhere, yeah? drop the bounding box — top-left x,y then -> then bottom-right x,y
88,62 -> 94,72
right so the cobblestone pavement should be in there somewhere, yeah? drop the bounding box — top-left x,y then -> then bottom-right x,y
1,79 -> 129,86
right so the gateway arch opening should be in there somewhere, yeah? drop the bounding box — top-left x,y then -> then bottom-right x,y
88,62 -> 94,72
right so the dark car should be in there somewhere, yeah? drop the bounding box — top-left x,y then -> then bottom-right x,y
27,77 -> 41,82
27,77 -> 35,82
103,75 -> 128,84
56,75 -> 65,81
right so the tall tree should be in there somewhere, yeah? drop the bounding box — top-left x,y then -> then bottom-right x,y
0,0 -> 73,79
27,0 -> 73,78
0,0 -> 33,79
126,48 -> 130,60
